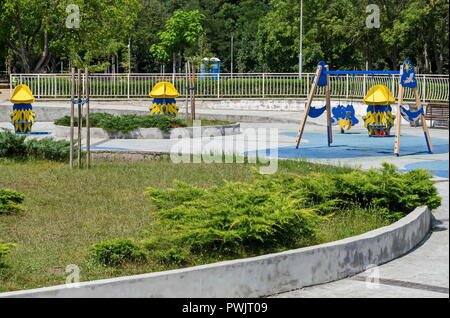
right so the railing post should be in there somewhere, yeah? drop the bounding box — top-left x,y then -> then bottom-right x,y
346,74 -> 349,100
262,73 -> 265,98
9,73 -> 12,97
217,73 -> 220,99
422,75 -> 426,103
127,73 -> 130,99
37,74 -> 41,99
363,74 -> 366,98
391,74 -> 395,99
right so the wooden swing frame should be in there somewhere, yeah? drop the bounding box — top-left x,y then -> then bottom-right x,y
295,62 -> 433,156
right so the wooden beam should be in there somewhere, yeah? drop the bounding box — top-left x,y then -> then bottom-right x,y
394,65 -> 404,156
69,68 -> 75,169
413,88 -> 434,153
77,69 -> 82,168
85,68 -> 91,168
295,65 -> 323,148
325,65 -> 333,146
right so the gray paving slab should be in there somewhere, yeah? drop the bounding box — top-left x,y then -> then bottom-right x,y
272,181 -> 449,298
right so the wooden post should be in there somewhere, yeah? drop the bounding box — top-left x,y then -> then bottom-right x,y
85,68 -> 91,168
325,65 -> 333,146
394,65 -> 404,156
191,62 -> 196,120
69,68 -> 75,169
185,62 -> 189,121
77,69 -> 82,168
295,65 -> 323,148
413,88 -> 433,153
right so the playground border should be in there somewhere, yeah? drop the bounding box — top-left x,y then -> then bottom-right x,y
0,206 -> 431,298
54,123 -> 241,139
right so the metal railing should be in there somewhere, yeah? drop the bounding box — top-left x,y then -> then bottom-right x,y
9,72 -> 449,102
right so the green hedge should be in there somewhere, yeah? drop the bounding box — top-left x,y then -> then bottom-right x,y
0,240 -> 16,267
0,131 -> 77,162
90,163 -> 440,266
90,239 -> 146,266
0,189 -> 25,214
55,113 -> 187,134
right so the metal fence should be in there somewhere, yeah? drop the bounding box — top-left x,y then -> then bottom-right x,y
9,73 -> 449,102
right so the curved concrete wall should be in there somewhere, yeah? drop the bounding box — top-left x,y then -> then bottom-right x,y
54,124 -> 241,139
0,206 -> 431,298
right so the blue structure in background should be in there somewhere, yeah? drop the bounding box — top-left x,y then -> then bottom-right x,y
200,57 -> 221,80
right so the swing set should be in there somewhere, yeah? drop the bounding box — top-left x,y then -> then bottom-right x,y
295,60 -> 433,156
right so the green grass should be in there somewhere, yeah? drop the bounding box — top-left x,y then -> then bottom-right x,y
0,158 -> 390,292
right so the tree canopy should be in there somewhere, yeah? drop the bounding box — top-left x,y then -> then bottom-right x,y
0,0 -> 448,74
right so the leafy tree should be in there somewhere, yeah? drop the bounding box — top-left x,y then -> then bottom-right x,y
150,10 -> 206,73
0,0 -> 140,72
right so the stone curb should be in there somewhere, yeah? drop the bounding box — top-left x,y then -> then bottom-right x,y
0,206 -> 431,298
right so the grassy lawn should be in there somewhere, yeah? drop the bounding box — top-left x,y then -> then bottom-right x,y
0,158 -> 391,292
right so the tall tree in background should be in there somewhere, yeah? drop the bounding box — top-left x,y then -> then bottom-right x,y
0,0 -> 139,72
151,10 -> 205,73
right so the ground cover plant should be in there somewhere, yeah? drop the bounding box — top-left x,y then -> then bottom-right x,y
0,158 -> 440,292
0,189 -> 25,215
0,131 -> 75,161
54,113 -> 235,135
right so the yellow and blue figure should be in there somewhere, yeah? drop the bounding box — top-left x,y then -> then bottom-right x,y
148,82 -> 180,116
331,105 -> 359,133
362,85 -> 396,137
10,84 -> 36,134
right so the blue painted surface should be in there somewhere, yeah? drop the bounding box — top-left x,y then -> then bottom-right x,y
248,131 -> 448,159
400,160 -> 449,178
82,146 -> 135,151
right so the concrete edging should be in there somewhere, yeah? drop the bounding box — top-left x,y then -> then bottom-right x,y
54,124 -> 241,139
0,206 -> 432,298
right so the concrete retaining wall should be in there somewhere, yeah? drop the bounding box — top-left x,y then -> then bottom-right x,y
0,206 -> 431,298
2,99 -> 416,122
54,124 -> 241,139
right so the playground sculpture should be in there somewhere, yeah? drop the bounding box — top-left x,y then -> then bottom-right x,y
295,60 -> 433,156
10,84 -> 36,134
148,82 -> 180,116
362,85 -> 396,137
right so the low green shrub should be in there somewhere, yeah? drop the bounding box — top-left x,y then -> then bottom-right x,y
146,163 -> 440,256
0,240 -> 16,267
0,131 -> 78,162
90,239 -> 146,266
0,189 -> 25,214
54,113 -> 187,134
153,247 -> 188,265
0,130 -> 26,158
148,179 -> 321,253
280,163 -> 441,219
24,138 -> 72,161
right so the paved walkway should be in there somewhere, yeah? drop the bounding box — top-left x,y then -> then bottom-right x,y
272,181 -> 449,298
1,105 -> 448,298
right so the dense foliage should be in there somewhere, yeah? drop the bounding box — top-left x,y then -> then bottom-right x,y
144,163 -> 440,257
54,113 -> 187,134
0,189 -> 25,214
0,240 -> 16,267
81,164 -> 440,267
1,0 -> 448,74
0,131 -> 76,161
90,239 -> 146,266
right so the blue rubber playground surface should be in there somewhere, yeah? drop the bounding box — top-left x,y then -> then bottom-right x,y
246,131 -> 449,177
400,160 -> 449,178
274,131 -> 448,159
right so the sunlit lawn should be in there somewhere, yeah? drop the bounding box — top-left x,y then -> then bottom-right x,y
0,158 -> 389,292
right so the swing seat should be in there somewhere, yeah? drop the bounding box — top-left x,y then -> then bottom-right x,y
308,106 -> 327,118
400,106 -> 424,123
